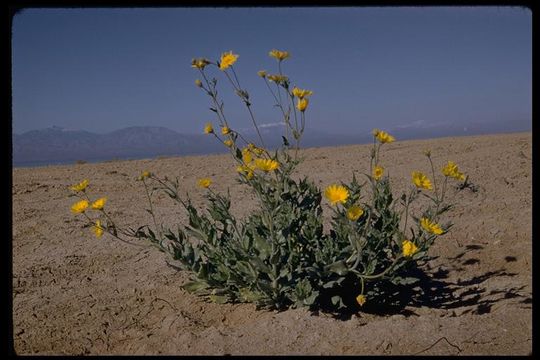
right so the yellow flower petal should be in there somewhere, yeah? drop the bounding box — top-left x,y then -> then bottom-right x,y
347,205 -> 364,221
198,178 -> 212,188
70,179 -> 89,192
402,240 -> 419,257
254,159 -> 279,172
412,171 -> 433,190
91,197 -> 107,210
375,130 -> 395,144
296,98 -> 309,112
269,49 -> 290,61
204,123 -> 214,134
373,166 -> 384,181
219,51 -> 238,70
324,184 -> 349,206
92,220 -> 104,238
420,217 -> 444,235
71,200 -> 89,214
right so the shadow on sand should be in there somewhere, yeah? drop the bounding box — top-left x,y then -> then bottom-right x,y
316,245 -> 531,320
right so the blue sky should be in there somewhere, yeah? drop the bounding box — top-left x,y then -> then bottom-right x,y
12,7 -> 532,135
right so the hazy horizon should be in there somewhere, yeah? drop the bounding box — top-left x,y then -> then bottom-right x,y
12,7 -> 532,137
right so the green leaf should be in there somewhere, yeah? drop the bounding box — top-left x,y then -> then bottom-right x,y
182,280 -> 209,293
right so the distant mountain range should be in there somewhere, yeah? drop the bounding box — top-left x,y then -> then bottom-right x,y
12,118 -> 530,167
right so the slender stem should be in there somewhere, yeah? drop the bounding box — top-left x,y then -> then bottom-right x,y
143,178 -> 160,239
200,69 -> 228,128
359,256 -> 402,280
402,187 -> 416,238
427,155 -> 439,203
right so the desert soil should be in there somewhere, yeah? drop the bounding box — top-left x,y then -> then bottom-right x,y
12,132 -> 532,355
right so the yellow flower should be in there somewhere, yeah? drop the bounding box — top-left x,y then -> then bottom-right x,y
221,126 -> 231,135
236,165 -> 254,180
252,147 -> 265,156
71,200 -> 89,214
224,139 -> 234,147
296,98 -> 309,112
267,74 -> 288,83
242,148 -> 253,164
139,171 -> 151,180
195,79 -> 202,87
70,179 -> 89,192
324,184 -> 349,206
204,123 -> 214,134
347,205 -> 364,221
373,166 -> 384,181
292,87 -> 313,99
420,218 -> 444,235
269,49 -> 290,61
191,58 -> 210,70
356,294 -> 367,307
254,159 -> 279,172
219,51 -> 238,70
402,240 -> 419,257
374,129 -> 395,144
92,220 -> 104,238
197,178 -> 212,188
442,161 -> 465,181
257,70 -> 267,78
91,197 -> 107,210
412,171 -> 433,190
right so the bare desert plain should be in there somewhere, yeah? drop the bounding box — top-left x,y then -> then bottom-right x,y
12,132 -> 532,355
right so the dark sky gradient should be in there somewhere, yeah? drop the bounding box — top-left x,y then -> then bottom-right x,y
12,7 -> 532,135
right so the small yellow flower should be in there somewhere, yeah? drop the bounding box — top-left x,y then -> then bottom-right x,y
204,123 -> 214,134
224,139 -> 234,147
257,70 -> 267,78
374,129 -> 395,144
236,165 -> 254,179
242,148 -> 253,164
254,159 -> 279,172
197,178 -> 212,188
412,171 -> 433,190
324,184 -> 349,206
356,294 -> 367,307
267,74 -> 288,83
70,179 -> 89,192
221,126 -> 231,135
442,161 -> 465,181
402,240 -> 419,257
347,205 -> 364,221
292,87 -> 313,99
297,98 -> 309,112
71,200 -> 89,214
92,220 -> 104,238
91,197 -> 107,210
219,51 -> 238,70
195,79 -> 202,87
139,171 -> 151,180
191,58 -> 210,70
373,166 -> 384,181
420,218 -> 444,235
269,49 -> 290,61
252,147 -> 265,156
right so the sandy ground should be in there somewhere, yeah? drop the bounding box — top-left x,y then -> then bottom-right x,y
12,132 -> 532,355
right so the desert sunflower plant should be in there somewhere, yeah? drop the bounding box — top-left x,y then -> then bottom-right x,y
69,49 -> 468,312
